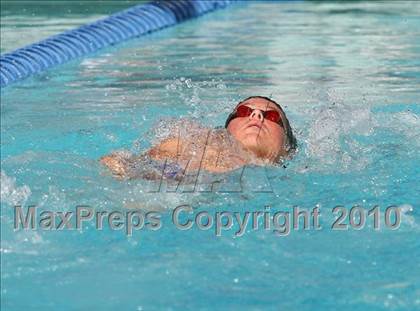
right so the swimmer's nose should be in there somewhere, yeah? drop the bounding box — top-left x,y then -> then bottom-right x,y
250,109 -> 264,122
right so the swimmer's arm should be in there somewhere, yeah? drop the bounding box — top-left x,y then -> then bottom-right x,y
100,137 -> 183,178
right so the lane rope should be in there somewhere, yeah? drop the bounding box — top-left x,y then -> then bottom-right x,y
0,0 -> 236,87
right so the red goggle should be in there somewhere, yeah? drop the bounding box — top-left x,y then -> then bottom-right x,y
234,105 -> 283,127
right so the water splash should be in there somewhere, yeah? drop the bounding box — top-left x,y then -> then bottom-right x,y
164,77 -> 232,122
304,103 -> 376,171
0,170 -> 31,206
391,111 -> 420,146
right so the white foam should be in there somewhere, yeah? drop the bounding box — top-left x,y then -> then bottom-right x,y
392,111 -> 420,146
164,77 -> 232,122
0,170 -> 31,206
304,103 -> 376,170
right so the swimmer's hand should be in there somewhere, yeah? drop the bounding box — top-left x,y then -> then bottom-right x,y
100,151 -> 132,179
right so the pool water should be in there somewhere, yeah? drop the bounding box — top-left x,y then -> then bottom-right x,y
0,0 -> 149,53
1,1 -> 419,310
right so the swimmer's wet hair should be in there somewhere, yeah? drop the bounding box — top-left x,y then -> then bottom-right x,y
225,96 -> 297,154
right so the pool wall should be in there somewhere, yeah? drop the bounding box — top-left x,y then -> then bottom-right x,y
0,0 -> 236,87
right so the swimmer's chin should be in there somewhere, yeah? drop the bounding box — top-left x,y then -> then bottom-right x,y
237,139 -> 283,163
238,142 -> 269,161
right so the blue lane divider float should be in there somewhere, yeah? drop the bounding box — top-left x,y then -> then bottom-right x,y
0,0 -> 236,87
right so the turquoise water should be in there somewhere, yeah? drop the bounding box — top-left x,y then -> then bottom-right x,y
1,1 -> 420,310
0,0 -> 149,53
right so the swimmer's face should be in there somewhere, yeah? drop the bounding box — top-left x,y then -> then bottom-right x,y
227,97 -> 287,161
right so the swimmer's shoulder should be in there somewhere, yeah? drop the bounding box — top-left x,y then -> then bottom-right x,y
147,125 -> 229,161
147,137 -> 183,160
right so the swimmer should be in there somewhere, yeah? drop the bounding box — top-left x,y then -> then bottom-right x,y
100,96 -> 296,179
